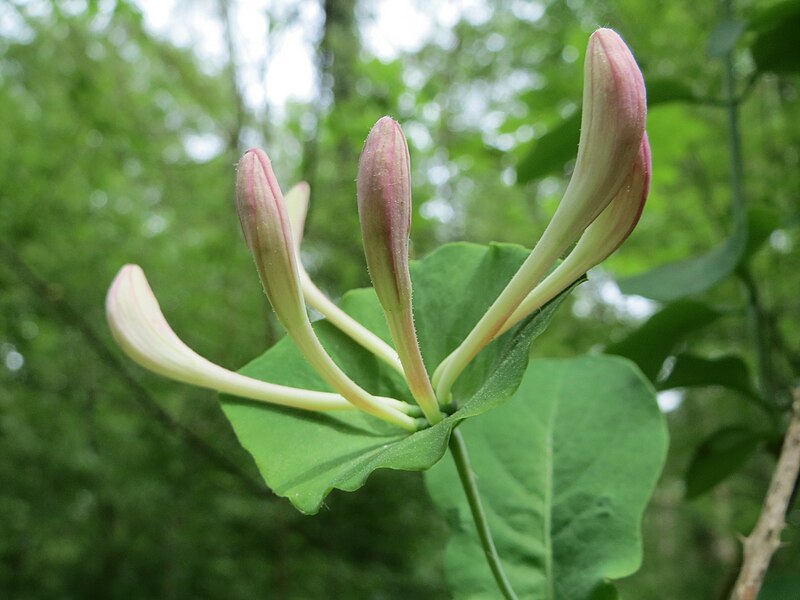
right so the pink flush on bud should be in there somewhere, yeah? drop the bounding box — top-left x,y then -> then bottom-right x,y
357,116 -> 414,312
357,117 -> 442,424
236,149 -> 306,330
570,27 -> 647,225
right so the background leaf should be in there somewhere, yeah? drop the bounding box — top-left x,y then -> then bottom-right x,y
685,427 -> 767,499
707,18 -> 746,58
748,0 -> 800,74
658,353 -> 759,400
605,300 -> 720,381
220,243 -> 577,513
425,355 -> 668,600
618,212 -> 747,301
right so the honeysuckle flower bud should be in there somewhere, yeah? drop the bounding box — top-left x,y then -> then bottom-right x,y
498,134 -> 651,336
433,28 -> 646,403
284,181 -> 404,375
357,117 -> 442,424
106,264 -> 357,411
236,149 -> 418,431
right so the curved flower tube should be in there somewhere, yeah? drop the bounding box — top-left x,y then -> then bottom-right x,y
106,264 -> 410,413
236,148 -> 418,430
433,28 -> 647,403
283,182 -> 405,376
497,134 -> 651,336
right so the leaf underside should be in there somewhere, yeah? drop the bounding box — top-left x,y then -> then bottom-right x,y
425,355 -> 668,600
219,242 -> 579,514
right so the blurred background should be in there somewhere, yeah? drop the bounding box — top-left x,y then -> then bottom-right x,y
1,0 -> 798,598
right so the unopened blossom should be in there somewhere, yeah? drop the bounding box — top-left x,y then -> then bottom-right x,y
357,117 -> 442,424
499,134 -> 651,336
433,28 -> 647,402
236,149 -> 418,430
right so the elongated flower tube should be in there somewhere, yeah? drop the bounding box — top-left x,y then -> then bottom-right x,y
498,134 -> 651,337
283,182 -> 405,376
236,148 -> 418,431
106,264 -> 388,412
433,28 -> 646,403
357,117 -> 442,424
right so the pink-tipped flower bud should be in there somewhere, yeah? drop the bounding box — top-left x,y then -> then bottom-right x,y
236,149 -> 306,332
559,28 -> 647,231
432,30 -> 647,403
357,117 -> 442,424
357,116 -> 413,313
236,148 -> 418,431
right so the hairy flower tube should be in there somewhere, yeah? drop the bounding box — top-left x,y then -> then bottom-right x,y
433,27 -> 647,402
105,264 -> 411,413
283,181 -> 405,375
357,117 -> 442,424
235,149 -> 420,430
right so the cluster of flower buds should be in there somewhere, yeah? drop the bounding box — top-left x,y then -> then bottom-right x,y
105,28 -> 649,432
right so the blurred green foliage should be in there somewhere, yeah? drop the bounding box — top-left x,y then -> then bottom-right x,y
1,0 -> 798,598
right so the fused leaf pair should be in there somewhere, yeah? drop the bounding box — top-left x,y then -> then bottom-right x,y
106,27 -> 650,435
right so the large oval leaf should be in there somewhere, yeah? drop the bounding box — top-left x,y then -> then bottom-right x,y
425,355 -> 668,599
220,243 -> 578,514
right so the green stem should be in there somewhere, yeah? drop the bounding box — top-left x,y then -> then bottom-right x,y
720,0 -> 776,406
449,429 -> 519,600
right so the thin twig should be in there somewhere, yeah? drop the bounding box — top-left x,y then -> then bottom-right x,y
730,390 -> 800,600
0,241 -> 270,500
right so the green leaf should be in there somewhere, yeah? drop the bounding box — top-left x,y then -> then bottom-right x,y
219,243 -> 578,514
605,300 -> 720,381
685,427 -> 766,498
708,18 -> 746,58
749,0 -> 800,74
658,353 -> 760,400
425,356 -> 668,600
618,205 -> 776,301
618,212 -> 747,301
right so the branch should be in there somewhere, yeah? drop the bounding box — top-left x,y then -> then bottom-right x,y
0,241 -> 270,500
730,390 -> 800,600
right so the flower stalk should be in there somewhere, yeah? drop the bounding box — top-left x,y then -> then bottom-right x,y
283,182 -> 405,376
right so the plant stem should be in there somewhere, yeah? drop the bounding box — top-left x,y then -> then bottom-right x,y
730,391 -> 800,600
449,429 -> 519,600
719,0 -> 776,405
